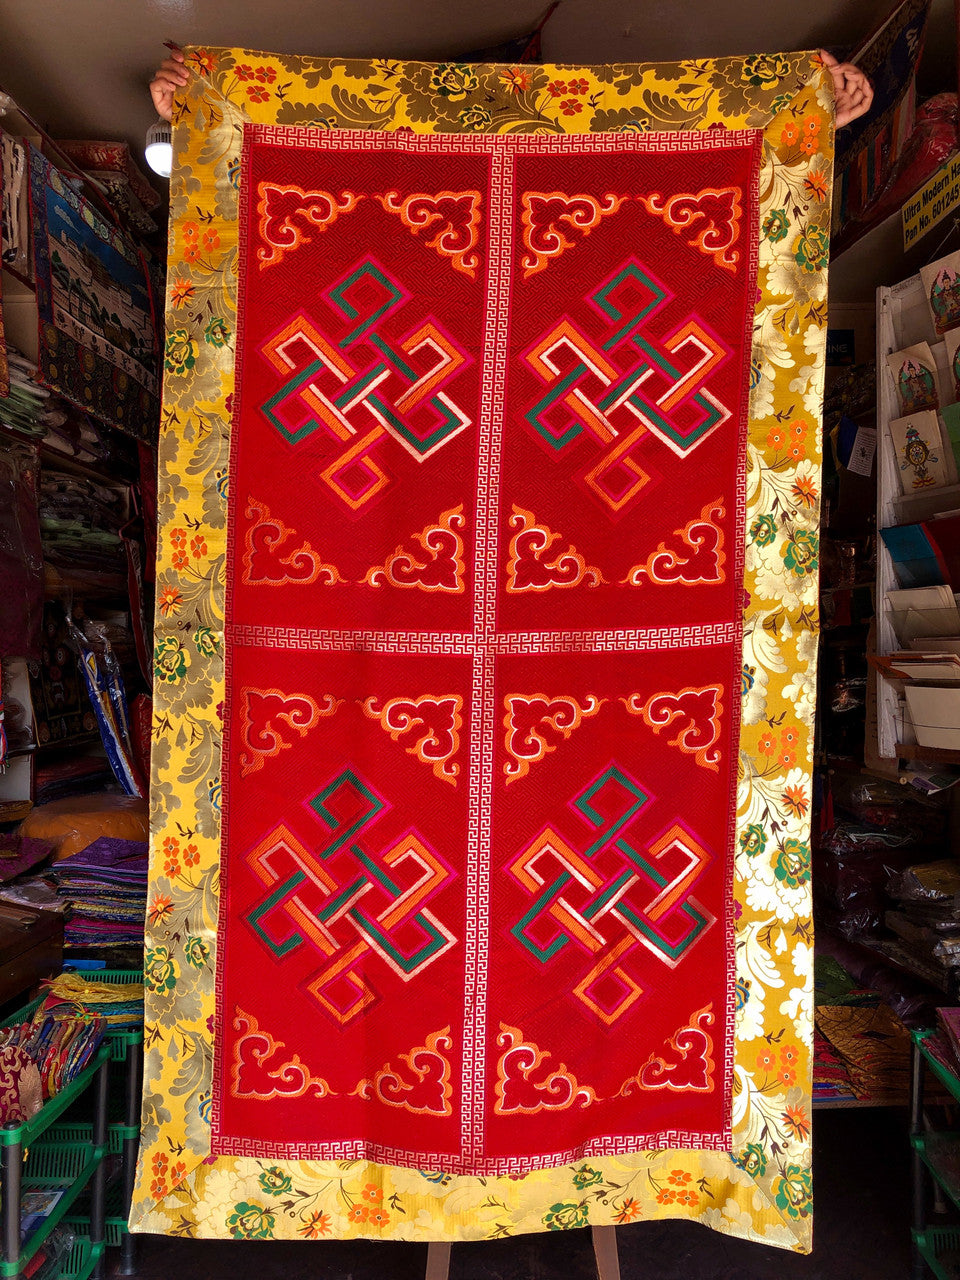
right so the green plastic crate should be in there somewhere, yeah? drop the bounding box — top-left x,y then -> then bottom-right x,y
915,1225 -> 960,1279
61,1231 -> 103,1280
37,1121 -> 125,1157
65,1181 -> 129,1249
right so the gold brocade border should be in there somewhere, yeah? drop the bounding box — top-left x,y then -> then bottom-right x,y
132,47 -> 832,1251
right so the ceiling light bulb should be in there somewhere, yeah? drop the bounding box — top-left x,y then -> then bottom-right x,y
144,119 -> 172,178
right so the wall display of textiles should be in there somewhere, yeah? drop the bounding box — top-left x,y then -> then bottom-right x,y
132,47 -> 833,1253
28,147 -> 160,441
0,435 -> 42,660
831,0 -> 931,254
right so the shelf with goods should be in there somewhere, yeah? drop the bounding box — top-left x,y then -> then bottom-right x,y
912,1030 -> 960,1279
0,1042 -> 109,1280
875,266 -> 960,768
0,969 -> 144,1279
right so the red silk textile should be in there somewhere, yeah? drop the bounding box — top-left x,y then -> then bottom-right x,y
213,127 -> 760,1174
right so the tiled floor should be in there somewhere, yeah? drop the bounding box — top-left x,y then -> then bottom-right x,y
117,1107 -> 913,1279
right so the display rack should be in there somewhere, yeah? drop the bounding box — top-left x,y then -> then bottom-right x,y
911,1030 -> 960,1279
875,273 -> 960,763
0,1039 -> 109,1280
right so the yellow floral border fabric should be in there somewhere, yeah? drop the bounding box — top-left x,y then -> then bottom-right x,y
132,47 -> 832,1251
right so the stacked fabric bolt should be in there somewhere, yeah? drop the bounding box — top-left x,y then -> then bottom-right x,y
46,837 -> 147,949
0,347 -> 50,437
38,971 -> 143,1029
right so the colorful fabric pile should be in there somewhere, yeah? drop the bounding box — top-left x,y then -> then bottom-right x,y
38,971 -> 143,1029
46,837 -> 148,949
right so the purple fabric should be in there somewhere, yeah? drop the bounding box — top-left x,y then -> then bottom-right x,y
53,837 -> 147,870
0,835 -> 54,883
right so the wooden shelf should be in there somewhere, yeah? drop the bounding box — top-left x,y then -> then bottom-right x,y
895,743 -> 960,764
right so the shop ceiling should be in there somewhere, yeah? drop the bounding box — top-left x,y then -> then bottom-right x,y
0,0 -> 955,184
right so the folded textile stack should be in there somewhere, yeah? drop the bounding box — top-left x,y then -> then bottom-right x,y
38,971 -> 143,1029
46,837 -> 147,950
878,859 -> 960,994
0,1007 -> 105,1098
0,348 -> 49,437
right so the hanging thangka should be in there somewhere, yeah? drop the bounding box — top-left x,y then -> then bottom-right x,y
29,148 -> 160,441
131,47 -> 834,1252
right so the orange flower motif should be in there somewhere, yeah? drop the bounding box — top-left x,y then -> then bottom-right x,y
169,1161 -> 187,1187
235,64 -> 256,81
787,440 -> 806,461
802,114 -> 821,135
500,68 -> 531,93
170,529 -> 187,551
614,1198 -> 642,1223
781,725 -> 800,748
779,748 -> 797,768
368,1208 -> 390,1227
151,1152 -> 169,1175
171,549 -> 189,571
191,48 -> 217,75
756,1046 -> 776,1072
159,586 -> 183,616
298,1212 -> 332,1238
780,120 -> 800,147
190,534 -> 207,559
804,171 -> 829,203
567,77 -> 590,95
547,80 -> 567,97
560,99 -> 583,115
656,1188 -> 676,1204
183,844 -> 200,867
148,893 -> 173,925
171,278 -> 195,308
782,785 -> 808,818
149,1176 -> 167,1201
668,1169 -> 691,1186
247,84 -> 270,103
780,1043 -> 799,1066
183,242 -> 200,263
162,836 -> 180,856
256,65 -> 277,83
789,418 -> 808,441
799,135 -> 819,155
202,228 -> 221,252
783,1104 -> 810,1140
767,425 -> 787,451
182,222 -> 199,244
361,1182 -> 383,1203
758,730 -> 777,756
676,1189 -> 698,1206
347,1205 -> 368,1224
163,854 -> 181,879
779,1065 -> 797,1086
791,475 -> 817,508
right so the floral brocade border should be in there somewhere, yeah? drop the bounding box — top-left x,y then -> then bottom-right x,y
132,47 -> 832,1251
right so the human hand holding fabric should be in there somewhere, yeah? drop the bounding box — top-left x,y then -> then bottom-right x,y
820,49 -> 873,128
150,45 -> 188,122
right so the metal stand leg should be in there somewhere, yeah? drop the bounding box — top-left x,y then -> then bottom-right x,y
591,1226 -> 621,1280
90,1056 -> 110,1280
0,1121 -> 22,1273
910,1039 -> 927,1280
425,1241 -> 452,1280
117,1039 -> 143,1276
